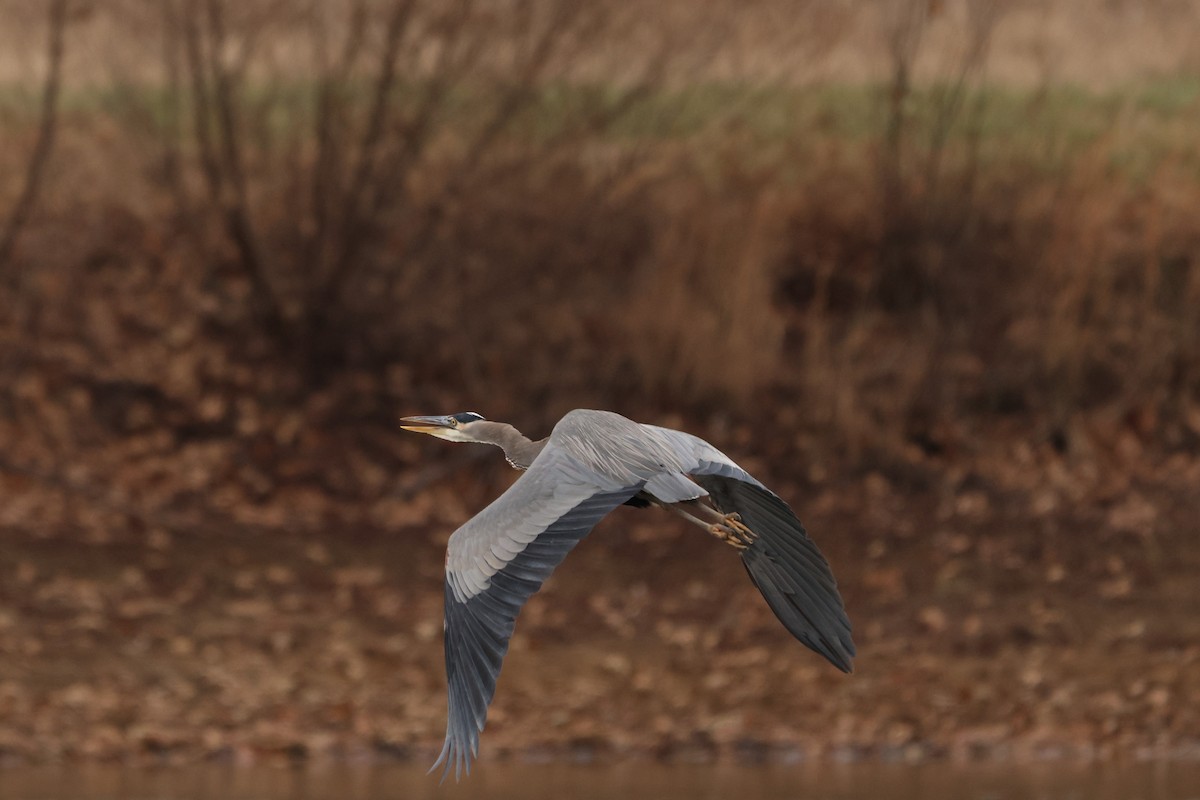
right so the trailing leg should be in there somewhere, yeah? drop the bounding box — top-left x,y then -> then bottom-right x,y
656,499 -> 759,550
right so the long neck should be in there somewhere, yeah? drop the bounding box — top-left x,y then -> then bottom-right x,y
474,422 -> 547,470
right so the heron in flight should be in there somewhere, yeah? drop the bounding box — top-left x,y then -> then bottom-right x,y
401,409 -> 854,780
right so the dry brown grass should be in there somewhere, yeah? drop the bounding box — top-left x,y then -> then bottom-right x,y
0,0 -> 1197,461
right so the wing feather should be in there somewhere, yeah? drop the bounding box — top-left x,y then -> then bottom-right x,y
432,443 -> 642,781
641,424 -> 856,672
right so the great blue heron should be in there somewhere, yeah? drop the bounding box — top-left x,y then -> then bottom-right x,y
401,409 -> 854,780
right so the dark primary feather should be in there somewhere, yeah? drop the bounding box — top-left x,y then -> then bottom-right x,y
694,473 -> 855,672
433,486 -> 638,781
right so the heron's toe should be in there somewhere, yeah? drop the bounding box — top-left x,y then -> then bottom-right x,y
710,522 -> 752,550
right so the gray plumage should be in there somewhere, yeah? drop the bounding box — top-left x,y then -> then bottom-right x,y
400,409 -> 854,781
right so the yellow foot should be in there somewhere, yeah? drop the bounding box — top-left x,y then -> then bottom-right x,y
709,517 -> 758,550
725,514 -> 758,542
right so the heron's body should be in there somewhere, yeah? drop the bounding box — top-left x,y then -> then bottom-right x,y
400,409 -> 854,780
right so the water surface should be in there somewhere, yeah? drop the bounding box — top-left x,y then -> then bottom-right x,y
2,762 -> 1198,800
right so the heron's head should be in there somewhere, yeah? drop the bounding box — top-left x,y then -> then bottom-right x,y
399,411 -> 488,443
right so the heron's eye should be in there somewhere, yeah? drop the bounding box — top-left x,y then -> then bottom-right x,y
447,418 -> 459,428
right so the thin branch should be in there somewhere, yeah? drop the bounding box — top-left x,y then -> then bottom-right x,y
454,0 -> 580,179
879,0 -> 927,219
205,0 -> 249,199
181,0 -> 224,205
320,0 -> 417,295
363,0 -> 484,219
202,0 -> 291,344
159,0 -> 205,243
388,0 -> 583,264
398,1 -> 666,270
0,0 -> 68,270
306,0 -> 370,281
346,0 -> 415,211
922,0 -> 1001,218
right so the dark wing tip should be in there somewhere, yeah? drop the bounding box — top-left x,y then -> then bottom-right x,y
686,457 -> 856,672
429,734 -> 474,783
700,480 -> 855,672
741,535 -> 856,674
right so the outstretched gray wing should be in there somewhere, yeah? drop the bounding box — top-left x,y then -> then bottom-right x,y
642,425 -> 856,673
432,442 -> 642,781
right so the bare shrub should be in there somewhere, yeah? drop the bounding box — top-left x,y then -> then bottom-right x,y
1026,150 -> 1200,431
0,0 -> 67,271
621,172 -> 787,405
153,0 -> 673,383
874,0 -> 1004,312
3,0 -> 1199,469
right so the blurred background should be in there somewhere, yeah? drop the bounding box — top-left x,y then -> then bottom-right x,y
0,0 -> 1198,772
